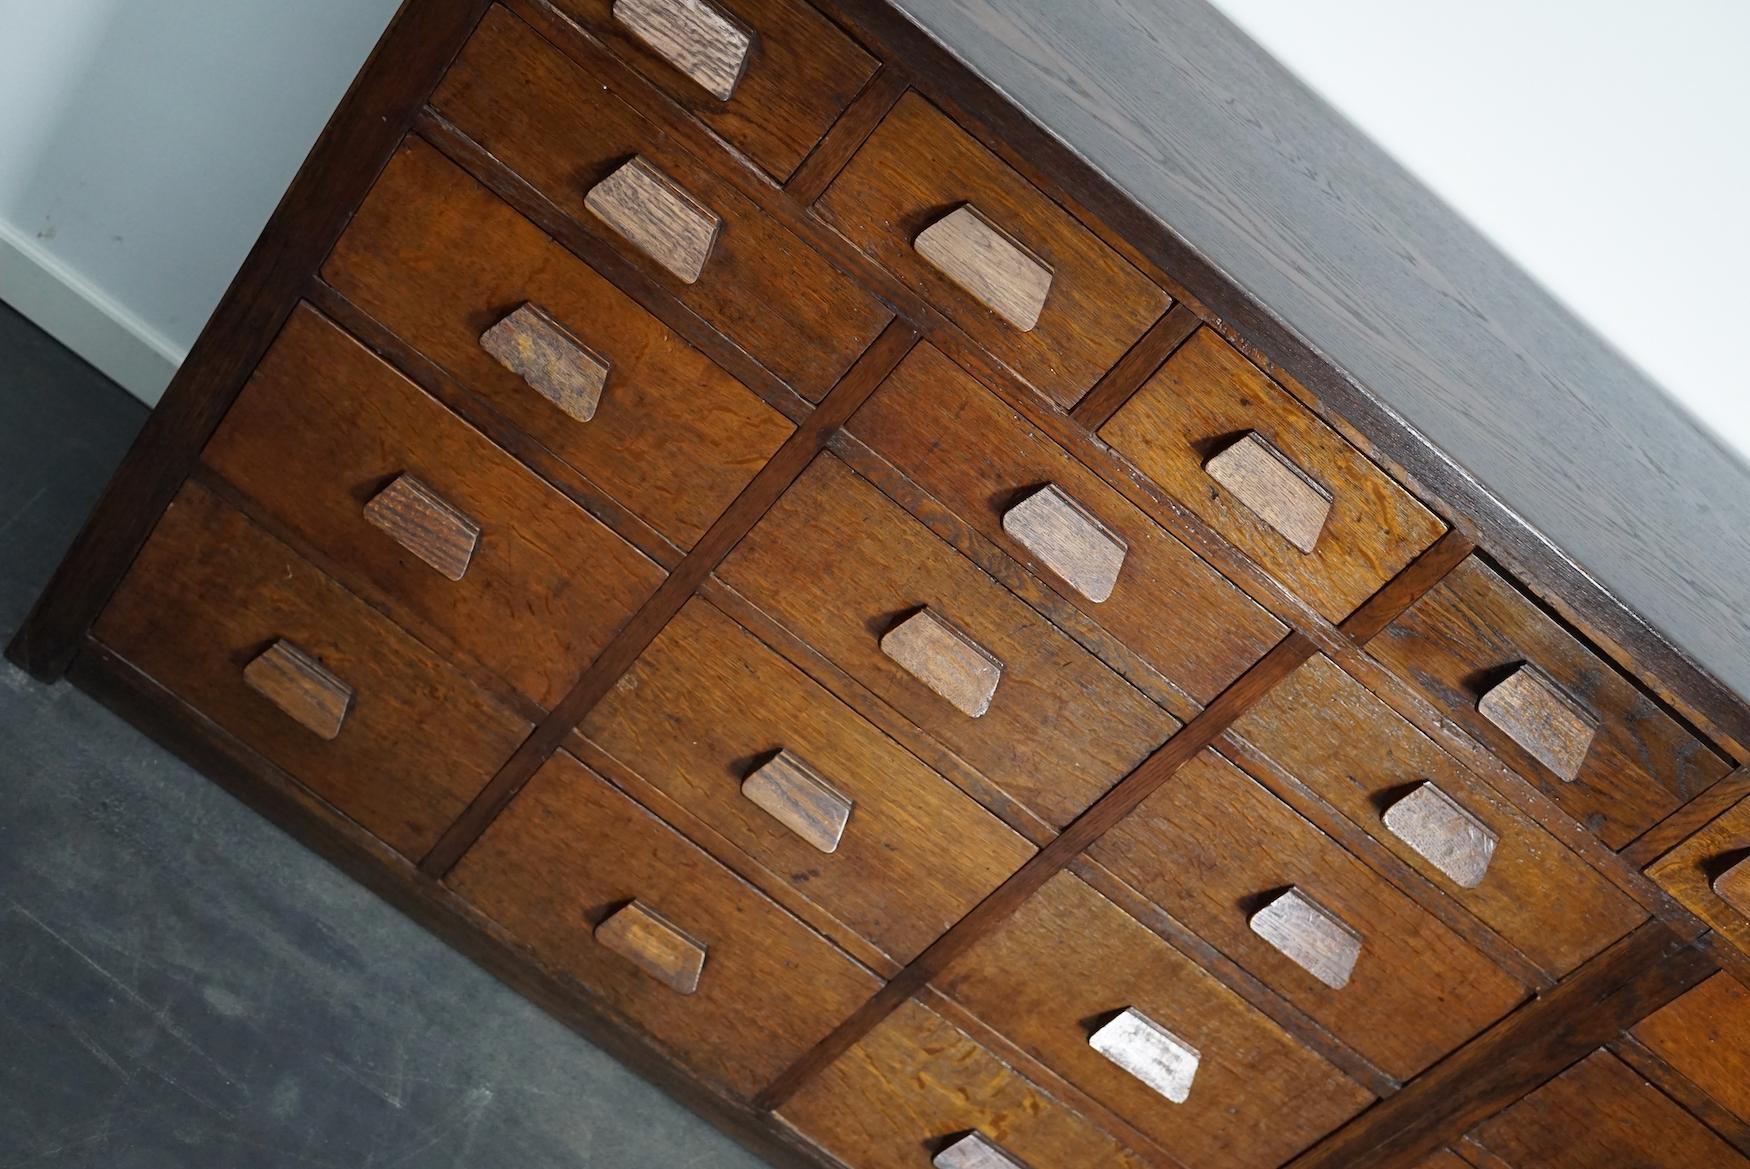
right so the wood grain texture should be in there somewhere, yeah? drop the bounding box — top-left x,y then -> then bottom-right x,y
479,302 -> 611,424
611,0 -> 750,102
580,595 -> 1032,965
203,303 -> 666,710
585,156 -> 723,284
914,205 -> 1054,332
932,1133 -> 1027,1169
559,0 -> 877,180
1648,795 -> 1750,958
1087,1006 -> 1201,1105
936,871 -> 1371,1169
1633,972 -> 1750,1126
1101,326 -> 1445,621
777,999 -> 1155,1169
433,6 -> 891,400
1622,764 -> 1750,869
447,750 -> 881,1098
848,342 -> 1286,704
92,481 -> 531,860
594,900 -> 709,994
362,474 -> 481,582
717,453 -> 1178,829
1476,665 -> 1599,783
1611,1032 -> 1750,1163
1204,431 -> 1334,555
1339,530 -> 1478,644
879,608 -> 1005,719
1371,556 -> 1730,847
242,641 -> 353,742
1091,748 -> 1525,1080
1001,484 -> 1127,604
741,750 -> 854,855
819,91 -> 1169,408
1381,783 -> 1498,890
1231,654 -> 1645,977
1069,301 -> 1202,430
1250,888 -> 1363,991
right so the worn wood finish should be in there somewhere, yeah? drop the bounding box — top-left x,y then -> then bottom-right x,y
1249,888 -> 1364,991
361,474 -> 481,582
1087,1006 -> 1202,1106
1623,764 -> 1750,869
1476,665 -> 1599,784
931,1133 -> 1027,1169
92,481 -> 531,860
1381,783 -> 1498,890
879,609 -> 1005,719
849,342 -> 1286,704
1204,431 -> 1334,555
1633,971 -> 1750,1126
819,91 -> 1169,408
1720,858 -> 1750,915
479,302 -> 611,424
1001,484 -> 1128,604
242,641 -> 354,742
1101,326 -> 1446,621
914,205 -> 1054,332
1231,654 -> 1645,977
1648,795 -> 1750,957
1371,556 -> 1731,847
610,0 -> 751,102
740,750 -> 855,855
433,6 -> 891,400
1339,530 -> 1479,644
1069,301 -> 1203,430
594,900 -> 710,994
937,871 -> 1371,1169
718,453 -> 1178,829
1612,1032 -> 1750,1163
447,750 -> 881,1098
203,303 -> 666,709
585,156 -> 724,283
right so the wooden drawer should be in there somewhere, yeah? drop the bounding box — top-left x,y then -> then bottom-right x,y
778,998 -> 1155,1169
1371,556 -> 1730,847
1634,973 -> 1750,1127
1648,795 -> 1750,958
447,750 -> 880,1098
716,453 -> 1178,829
1231,654 -> 1646,977
1099,327 -> 1445,621
1469,1048 -> 1749,1168
936,871 -> 1371,1169
1089,749 -> 1525,1080
324,139 -> 794,551
204,303 -> 666,710
432,6 -> 891,402
579,596 -> 1034,965
92,481 -> 532,860
849,343 -> 1287,704
552,0 -> 877,182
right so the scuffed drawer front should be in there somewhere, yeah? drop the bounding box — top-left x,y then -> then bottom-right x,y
93,482 -> 532,860
447,750 -> 881,1099
1371,556 -> 1730,846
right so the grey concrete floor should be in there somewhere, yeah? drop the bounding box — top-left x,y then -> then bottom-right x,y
0,302 -> 770,1168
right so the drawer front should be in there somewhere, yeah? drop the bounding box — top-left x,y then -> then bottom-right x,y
1231,655 -> 1646,976
204,303 -> 666,710
92,482 -> 532,860
1648,796 -> 1750,960
820,92 -> 1171,409
1634,973 -> 1750,1127
716,454 -> 1178,829
554,0 -> 876,181
447,750 -> 880,1098
936,871 -> 1371,1169
779,999 -> 1154,1169
1470,1049 -> 1749,1168
1099,327 -> 1445,621
1089,749 -> 1524,1079
580,596 -> 1034,964
849,343 -> 1286,704
1371,556 -> 1729,847
324,139 -> 793,551
433,6 -> 891,402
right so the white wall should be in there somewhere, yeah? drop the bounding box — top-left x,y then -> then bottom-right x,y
0,0 -> 401,404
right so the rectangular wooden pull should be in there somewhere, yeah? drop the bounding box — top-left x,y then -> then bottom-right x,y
934,1133 -> 1029,1169
585,157 -> 722,284
1089,1007 -> 1201,1104
612,0 -> 752,102
741,750 -> 854,854
243,640 -> 353,741
1002,483 -> 1128,603
594,901 -> 707,994
1382,782 -> 1499,889
1714,857 -> 1750,917
880,608 -> 1004,718
1204,431 -> 1333,554
915,205 -> 1053,331
363,474 -> 481,582
1477,664 -> 1598,782
480,303 -> 611,424
1250,887 -> 1362,990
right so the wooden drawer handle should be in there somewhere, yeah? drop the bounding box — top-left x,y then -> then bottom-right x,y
934,1133 -> 1027,1169
481,303 -> 612,424
364,474 -> 481,582
1714,856 -> 1750,917
1002,483 -> 1128,603
594,901 -> 707,994
244,640 -> 353,741
915,204 -> 1053,332
1203,431 -> 1332,554
1383,782 -> 1498,889
612,0 -> 753,103
1477,664 -> 1598,782
742,749 -> 854,854
585,156 -> 723,284
1250,887 -> 1362,990
880,608 -> 1004,718
1089,1006 -> 1201,1104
